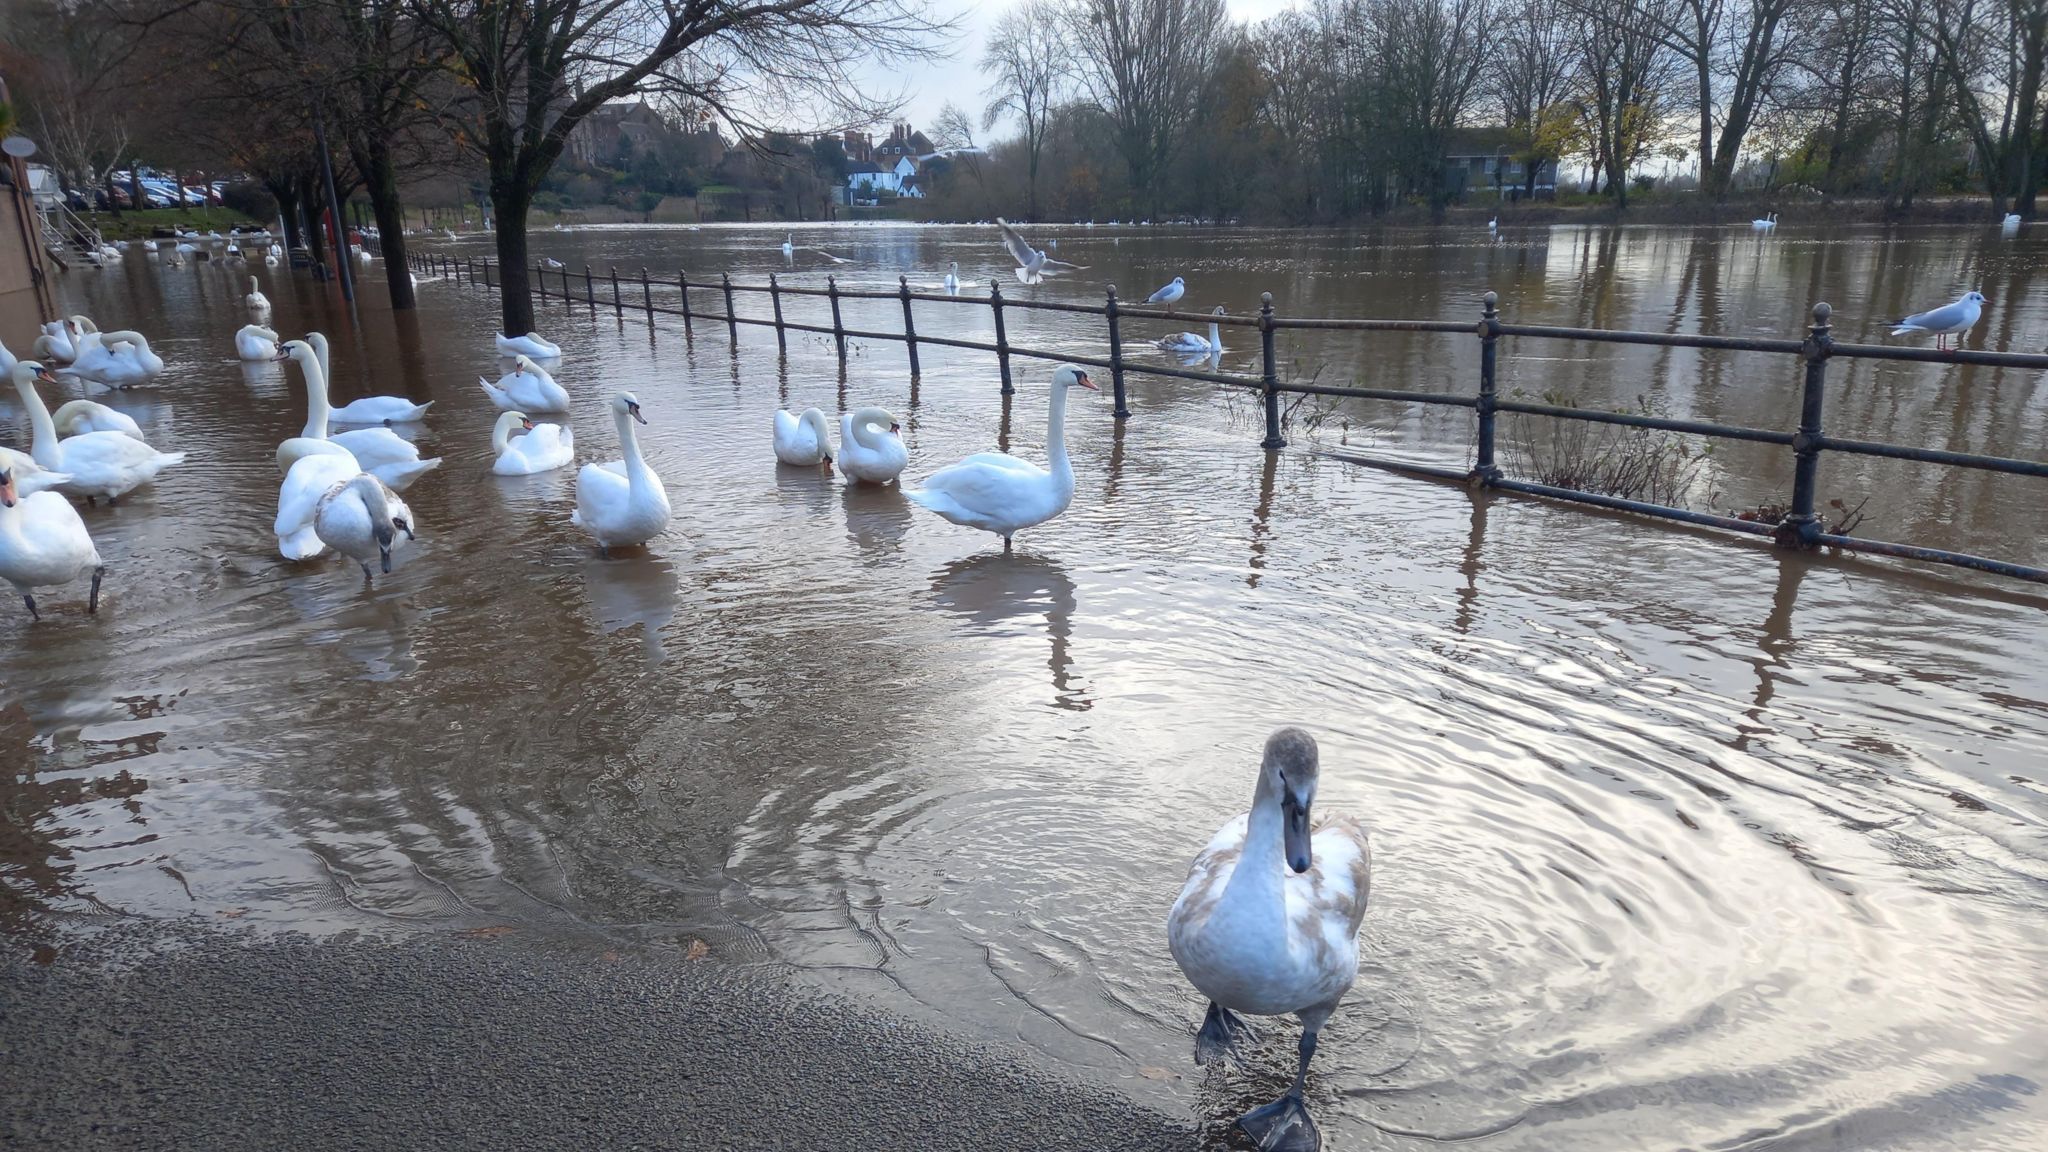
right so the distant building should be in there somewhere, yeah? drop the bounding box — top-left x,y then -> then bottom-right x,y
1442,127 -> 1558,201
874,123 -> 935,166
845,155 -> 924,200
841,130 -> 874,165
566,102 -> 726,169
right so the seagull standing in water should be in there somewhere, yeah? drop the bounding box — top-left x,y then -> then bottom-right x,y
1146,277 -> 1186,305
996,218 -> 1084,284
1892,291 -> 1986,352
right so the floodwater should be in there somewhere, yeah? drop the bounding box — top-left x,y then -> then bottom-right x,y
6,222 -> 2048,1151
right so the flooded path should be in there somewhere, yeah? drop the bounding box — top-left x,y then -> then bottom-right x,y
5,223 -> 2048,1150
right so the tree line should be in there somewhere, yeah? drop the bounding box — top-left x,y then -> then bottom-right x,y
949,0 -> 2045,223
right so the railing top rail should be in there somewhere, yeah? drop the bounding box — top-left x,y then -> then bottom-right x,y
1494,323 -> 1808,354
1824,340 -> 2048,369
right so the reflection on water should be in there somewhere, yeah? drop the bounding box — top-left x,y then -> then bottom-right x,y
6,225 -> 2048,1151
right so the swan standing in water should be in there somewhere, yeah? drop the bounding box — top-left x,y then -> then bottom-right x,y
494,331 -> 562,359
943,261 -> 959,294
235,324 -> 280,361
52,400 -> 142,439
906,364 -> 1095,551
274,341 -> 441,489
1158,306 -> 1225,354
245,276 -> 270,312
573,391 -> 670,555
1168,728 -> 1372,1152
480,355 -> 570,412
0,466 -> 104,619
490,410 -> 574,475
772,407 -> 833,466
293,334 -> 433,423
9,362 -> 184,505
838,407 -> 907,485
316,473 -> 416,580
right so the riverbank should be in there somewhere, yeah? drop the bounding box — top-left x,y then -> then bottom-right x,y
0,922 -> 1196,1152
81,207 -> 267,241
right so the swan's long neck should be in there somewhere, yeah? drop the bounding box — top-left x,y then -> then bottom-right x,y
13,368 -> 58,465
1223,777 -> 1287,909
804,409 -> 831,449
492,413 -> 520,454
847,409 -> 884,449
1209,321 -> 1220,348
299,352 -> 332,438
350,474 -> 391,527
617,408 -> 651,494
1046,383 -> 1074,490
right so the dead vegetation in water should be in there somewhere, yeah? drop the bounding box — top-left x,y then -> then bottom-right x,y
1218,361 -> 1348,440
1732,496 -> 1870,535
1504,390 -> 1721,509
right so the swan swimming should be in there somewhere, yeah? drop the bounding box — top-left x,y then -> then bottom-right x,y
1158,306 -> 1225,354
490,411 -> 574,475
274,340 -> 441,489
540,256 -> 566,271
0,465 -> 104,619
494,331 -> 562,359
480,356 -> 570,412
9,362 -> 185,504
245,276 -> 269,311
296,333 -> 433,424
905,364 -> 1095,551
943,261 -> 959,294
838,407 -> 907,485
51,400 -> 142,439
573,391 -> 670,555
235,324 -> 281,361
772,407 -> 833,467
1891,290 -> 1986,351
781,234 -> 794,258
1751,212 -> 1778,230
1167,727 -> 1372,1152
62,330 -> 163,387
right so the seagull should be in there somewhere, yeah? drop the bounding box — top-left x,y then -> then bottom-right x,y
1891,291 -> 1986,352
1145,277 -> 1185,305
997,218 -> 1084,284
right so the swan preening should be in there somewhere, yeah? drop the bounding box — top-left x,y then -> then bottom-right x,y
274,340 -> 441,490
246,276 -> 270,312
481,356 -> 570,412
491,410 -> 574,475
1168,727 -> 1371,1152
236,324 -> 281,361
33,317 -> 96,365
63,329 -> 164,387
573,391 -> 671,554
906,364 -> 1094,550
1892,290 -> 1986,351
494,331 -> 562,359
0,466 -> 104,619
52,400 -> 142,439
773,407 -> 833,466
274,455 -> 414,577
838,408 -> 906,485
8,361 -> 184,504
1159,306 -> 1225,355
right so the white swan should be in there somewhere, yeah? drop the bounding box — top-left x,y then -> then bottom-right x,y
573,391 -> 670,555
52,400 -> 142,439
905,364 -> 1095,550
491,410 -> 574,475
1158,306 -> 1225,354
235,324 -> 280,361
274,340 -> 441,490
944,261 -> 959,294
773,407 -> 833,466
141,239 -> 159,253
0,465 -> 104,619
9,361 -> 185,504
0,446 -> 67,496
781,234 -> 794,257
494,331 -> 561,359
274,453 -> 359,559
540,256 -> 566,271
1167,728 -> 1371,1152
480,356 -> 570,412
246,276 -> 270,312
33,317 -> 92,364
1751,211 -> 1778,230
315,472 -> 416,580
63,330 -> 163,387
838,407 -> 907,485
0,336 -> 14,375
299,332 -> 433,423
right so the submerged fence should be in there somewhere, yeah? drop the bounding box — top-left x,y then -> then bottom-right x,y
400,248 -> 2048,586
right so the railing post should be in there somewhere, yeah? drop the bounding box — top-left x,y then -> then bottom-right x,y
1105,284 -> 1129,419
769,272 -> 788,353
991,281 -> 1013,395
1260,292 -> 1285,450
610,266 -> 622,316
722,272 -> 738,341
900,275 -> 920,377
537,262 -> 547,302
678,270 -> 693,333
1781,301 -> 1834,548
641,268 -> 653,324
1472,290 -> 1502,484
828,276 -> 846,362
584,265 -> 596,312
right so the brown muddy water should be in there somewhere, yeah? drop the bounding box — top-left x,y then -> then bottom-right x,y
6,222 -> 2048,1150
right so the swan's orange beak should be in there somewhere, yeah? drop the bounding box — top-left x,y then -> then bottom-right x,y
0,471 -> 15,509
34,366 -> 60,385
1076,372 -> 1098,391
521,419 -> 536,431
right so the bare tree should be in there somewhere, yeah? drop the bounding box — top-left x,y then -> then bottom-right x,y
1066,0 -> 1228,217
930,101 -> 978,149
980,0 -> 1068,220
1371,0 -> 1495,212
1569,0 -> 1681,204
407,0 -> 942,336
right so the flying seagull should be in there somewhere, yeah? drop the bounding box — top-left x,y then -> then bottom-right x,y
997,218 -> 1084,284
1891,291 -> 1985,352
1145,277 -> 1186,305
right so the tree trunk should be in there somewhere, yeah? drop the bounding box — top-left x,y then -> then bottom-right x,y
364,138 -> 416,308
2011,28 -> 2045,214
491,181 -> 536,336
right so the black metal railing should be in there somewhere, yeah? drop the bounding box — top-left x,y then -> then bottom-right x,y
403,249 -> 2048,586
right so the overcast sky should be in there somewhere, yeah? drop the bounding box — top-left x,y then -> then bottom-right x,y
870,0 -> 1304,140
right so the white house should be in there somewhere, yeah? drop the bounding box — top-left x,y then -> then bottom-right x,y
846,155 -> 923,199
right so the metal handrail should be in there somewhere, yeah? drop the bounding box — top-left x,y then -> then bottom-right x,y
422,253 -> 2048,586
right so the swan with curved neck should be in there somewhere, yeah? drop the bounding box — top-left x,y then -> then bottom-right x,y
315,472 -> 415,580
494,331 -> 562,359
51,399 -> 142,439
235,324 -> 280,361
572,391 -> 670,554
491,410 -> 574,475
298,332 -> 433,424
62,329 -> 162,387
1159,306 -> 1225,355
1168,728 -> 1372,1152
480,355 -> 570,412
8,361 -> 184,504
273,340 -> 441,489
905,364 -> 1095,550
837,407 -> 907,484
772,407 -> 833,467
0,466 -> 104,619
